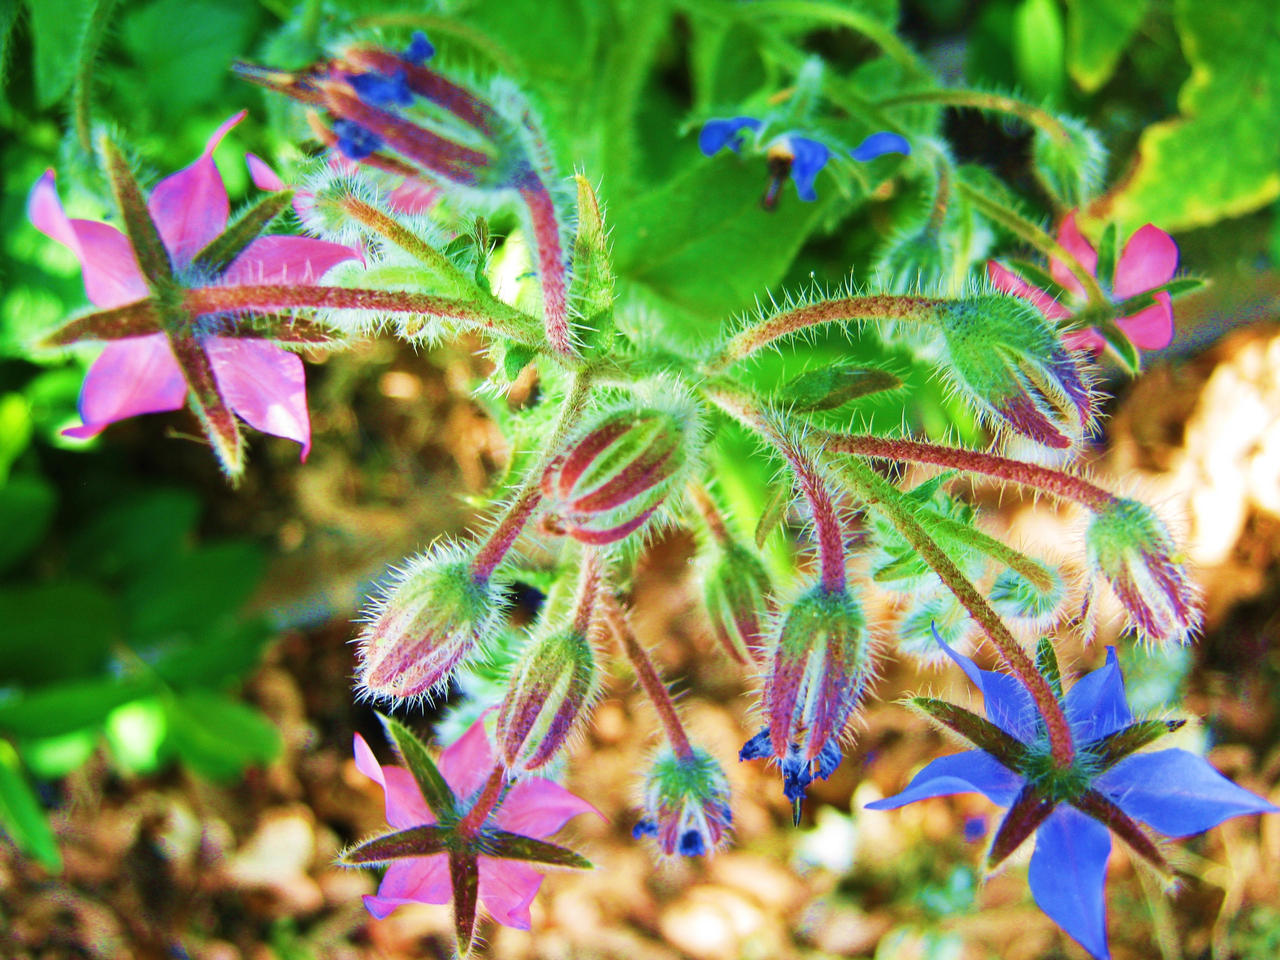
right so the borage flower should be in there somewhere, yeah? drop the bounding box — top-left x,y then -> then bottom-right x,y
29,112 -> 359,479
988,213 -> 1179,357
867,631 -> 1276,959
633,745 -> 733,857
348,716 -> 601,954
699,115 -> 910,207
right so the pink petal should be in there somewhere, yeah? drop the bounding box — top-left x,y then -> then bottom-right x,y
148,111 -> 245,265
1117,293 -> 1174,350
64,333 -> 186,439
205,337 -> 311,459
353,733 -> 434,829
363,857 -> 451,918
246,153 -> 285,192
494,778 -> 603,839
1114,224 -> 1178,299
477,857 -> 543,930
437,720 -> 495,800
387,179 -> 440,214
1050,212 -> 1097,298
28,170 -> 149,309
987,261 -> 1070,320
1062,327 -> 1106,353
221,235 -> 360,286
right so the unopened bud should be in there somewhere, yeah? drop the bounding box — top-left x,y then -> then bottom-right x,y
1086,498 -> 1200,645
495,624 -> 597,773
702,541 -> 774,663
356,543 -> 505,701
632,746 -> 733,857
989,564 -> 1066,630
876,226 -> 956,295
1031,115 -> 1106,208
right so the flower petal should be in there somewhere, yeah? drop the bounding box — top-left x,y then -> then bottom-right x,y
1063,647 -> 1132,743
245,153 -> 285,192
866,750 -> 1022,809
1028,806 -> 1112,960
205,337 -> 311,459
493,778 -> 604,838
935,628 -> 1039,742
987,261 -> 1070,320
477,857 -> 543,930
1096,749 -> 1278,838
222,235 -> 361,286
787,136 -> 831,202
1062,327 -> 1106,353
353,734 -> 434,829
1116,295 -> 1174,350
28,170 -> 149,309
850,131 -> 911,162
63,334 -> 186,439
1113,225 -> 1178,300
698,116 -> 762,156
148,111 -> 244,265
387,178 -> 440,214
1051,212 -> 1097,299
363,856 -> 451,918
437,719 -> 495,800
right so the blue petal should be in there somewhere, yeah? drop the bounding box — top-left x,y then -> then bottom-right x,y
632,818 -> 658,839
679,829 -> 707,856
1028,807 -> 1112,960
348,69 -> 413,108
851,131 -> 912,162
865,750 -> 1022,810
699,116 -> 762,156
785,136 -> 831,202
934,625 -> 1039,742
404,31 -> 435,64
1064,647 -> 1132,743
739,727 -> 772,761
1096,749 -> 1279,838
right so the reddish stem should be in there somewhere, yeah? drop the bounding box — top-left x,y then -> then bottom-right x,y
688,483 -> 732,547
517,177 -> 572,357
601,593 -> 694,760
456,764 -> 507,838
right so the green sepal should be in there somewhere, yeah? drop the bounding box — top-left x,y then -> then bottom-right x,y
192,189 -> 295,276
1112,276 -> 1207,316
987,783 -> 1055,869
1084,718 -> 1185,771
1001,258 -> 1071,303
171,336 -> 244,482
378,713 -> 458,820
1034,636 -> 1063,699
478,828 -> 593,869
100,136 -> 173,286
41,301 -> 160,347
340,824 -> 453,864
503,344 -> 536,382
449,850 -> 480,956
911,697 -> 1029,766
1097,318 -> 1143,374
569,174 -> 615,349
1095,222 -> 1118,289
776,363 -> 902,411
1071,788 -> 1173,876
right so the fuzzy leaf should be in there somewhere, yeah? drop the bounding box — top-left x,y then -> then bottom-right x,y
988,783 -> 1056,869
1085,718 -> 1184,770
1035,636 -> 1063,699
1065,0 -> 1149,92
0,741 -> 61,872
1072,788 -> 1172,875
192,189 -> 294,276
378,714 -> 457,820
912,697 -> 1029,766
478,828 -> 593,869
777,364 -> 902,411
0,476 -> 56,574
569,177 -> 614,346
754,477 -> 791,549
449,850 -> 479,956
341,824 -> 453,864
27,0 -> 95,108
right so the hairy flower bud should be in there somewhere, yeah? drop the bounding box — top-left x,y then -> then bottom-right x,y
495,624 -> 597,773
1031,115 -> 1107,208
356,543 -> 505,701
1085,498 -> 1201,645
542,394 -> 701,544
989,564 -> 1066,630
741,584 -> 873,821
633,746 -> 733,857
934,294 -> 1093,450
876,225 -> 956,295
701,540 -> 774,663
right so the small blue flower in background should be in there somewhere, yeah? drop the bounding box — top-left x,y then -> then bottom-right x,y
866,627 -> 1277,960
698,114 -> 910,207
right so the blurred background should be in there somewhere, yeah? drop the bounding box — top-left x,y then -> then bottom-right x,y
1,0 -> 1278,957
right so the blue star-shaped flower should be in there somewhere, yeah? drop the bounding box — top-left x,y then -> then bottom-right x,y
698,114 -> 910,205
867,629 -> 1276,959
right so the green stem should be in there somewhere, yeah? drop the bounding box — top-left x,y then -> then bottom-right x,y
955,180 -> 1107,307
835,456 -> 1075,767
874,88 -> 1072,145
73,0 -> 117,154
929,516 -> 1055,592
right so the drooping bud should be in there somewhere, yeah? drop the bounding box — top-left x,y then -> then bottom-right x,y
989,564 -> 1066,630
897,591 -> 971,661
933,294 -> 1094,450
356,542 -> 506,701
542,391 -> 702,545
741,584 -> 873,822
876,225 -> 957,295
632,746 -> 733,857
495,624 -> 597,773
701,540 -> 774,663
1031,115 -> 1107,208
1085,498 -> 1201,645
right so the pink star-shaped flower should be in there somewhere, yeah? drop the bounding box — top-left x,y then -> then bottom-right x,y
988,212 -> 1179,355
353,719 -> 601,930
29,111 -> 359,468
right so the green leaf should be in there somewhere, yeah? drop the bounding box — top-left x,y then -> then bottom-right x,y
0,739 -> 61,872
378,714 -> 457,819
104,698 -> 169,775
777,364 -> 903,411
0,393 -> 32,482
0,678 -> 151,738
149,620 -> 272,689
1066,0 -> 1149,93
0,475 -> 56,574
69,488 -> 200,580
340,825 -> 453,864
0,582 -> 121,686
1100,0 -> 1280,231
502,344 -> 536,382
125,541 -> 264,641
0,0 -> 19,85
21,728 -> 97,778
165,691 -> 281,781
26,0 -> 96,108
1013,0 -> 1066,104
479,828 -> 593,869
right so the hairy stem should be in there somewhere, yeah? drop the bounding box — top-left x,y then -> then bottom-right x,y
874,88 -> 1073,145
73,0 -> 118,154
337,195 -> 470,291
688,482 -> 732,547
